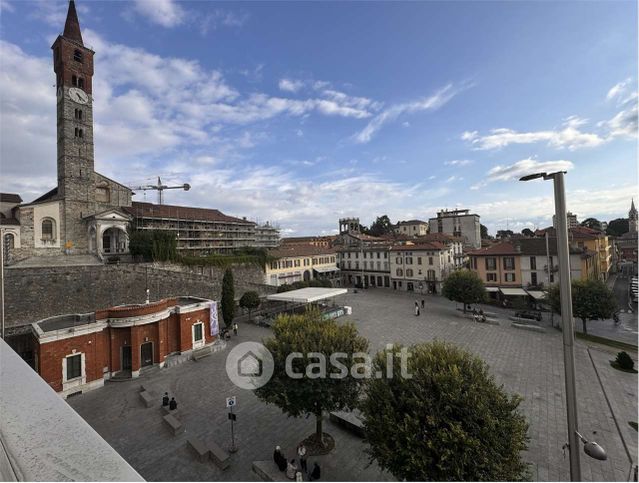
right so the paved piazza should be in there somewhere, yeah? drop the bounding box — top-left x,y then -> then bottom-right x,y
69,289 -> 638,482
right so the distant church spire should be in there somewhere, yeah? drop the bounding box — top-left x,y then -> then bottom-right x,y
63,0 -> 83,45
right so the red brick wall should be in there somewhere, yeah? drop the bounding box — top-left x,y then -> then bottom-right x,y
178,309 -> 212,352
53,40 -> 94,93
109,327 -> 131,373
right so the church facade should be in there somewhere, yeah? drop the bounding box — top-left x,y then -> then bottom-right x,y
9,1 -> 133,262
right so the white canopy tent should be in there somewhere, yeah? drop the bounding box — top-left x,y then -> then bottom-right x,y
485,287 -> 500,293
499,287 -> 528,296
526,290 -> 547,300
266,287 -> 348,304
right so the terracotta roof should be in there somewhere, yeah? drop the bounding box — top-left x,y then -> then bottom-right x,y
63,0 -> 83,44
0,193 -> 22,203
516,238 -> 585,256
397,219 -> 427,225
415,233 -> 464,243
268,244 -> 336,258
467,241 -> 519,256
390,241 -> 447,251
124,202 -> 254,225
282,235 -> 337,244
570,226 -> 604,239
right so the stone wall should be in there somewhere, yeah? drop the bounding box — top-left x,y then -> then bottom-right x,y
4,262 -> 272,332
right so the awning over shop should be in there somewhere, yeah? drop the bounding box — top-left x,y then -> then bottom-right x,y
485,287 -> 500,293
266,287 -> 348,304
313,266 -> 340,274
526,290 -> 547,300
499,287 -> 528,296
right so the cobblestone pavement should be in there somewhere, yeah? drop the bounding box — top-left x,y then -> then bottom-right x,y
69,288 -> 638,481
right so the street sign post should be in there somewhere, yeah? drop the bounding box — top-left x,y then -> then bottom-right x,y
226,396 -> 237,452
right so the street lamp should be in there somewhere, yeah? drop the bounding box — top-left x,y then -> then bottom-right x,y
519,170 -> 606,481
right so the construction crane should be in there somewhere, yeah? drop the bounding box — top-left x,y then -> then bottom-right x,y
131,177 -> 191,205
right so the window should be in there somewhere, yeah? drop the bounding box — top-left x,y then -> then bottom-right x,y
4,233 -> 15,249
74,128 -> 84,138
41,219 -> 54,240
377,261 -> 381,270
396,268 -> 403,276
406,257 -> 413,265
377,252 -> 380,259
72,75 -> 77,86
396,257 -> 402,264
531,272 -> 538,285
485,258 -> 496,270
487,273 -> 497,282
74,49 -> 83,62
193,323 -> 203,342
78,78 -> 84,89
505,273 -> 516,282
503,257 -> 515,270
428,257 -> 433,265
530,257 -> 536,270
66,354 -> 81,380
406,269 -> 413,277
417,257 -> 422,265
75,109 -> 83,120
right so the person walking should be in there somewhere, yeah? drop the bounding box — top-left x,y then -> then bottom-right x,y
233,322 -> 238,336
169,397 -> 177,411
297,444 -> 308,473
162,392 -> 169,407
414,304 -> 419,316
286,459 -> 297,480
309,462 -> 321,481
273,446 -> 287,471
421,299 -> 425,309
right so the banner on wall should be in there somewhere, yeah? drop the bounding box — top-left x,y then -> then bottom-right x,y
210,301 -> 219,337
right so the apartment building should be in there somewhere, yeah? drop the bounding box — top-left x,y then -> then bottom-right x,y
389,241 -> 456,293
429,208 -> 481,249
265,244 -> 339,286
553,212 -> 579,229
254,222 -> 280,248
337,244 -> 392,288
396,220 -> 428,236
415,233 -> 466,269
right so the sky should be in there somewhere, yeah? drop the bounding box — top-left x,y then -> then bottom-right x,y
0,0 -> 637,236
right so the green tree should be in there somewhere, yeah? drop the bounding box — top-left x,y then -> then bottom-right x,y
239,291 -> 260,320
581,218 -> 602,231
254,309 -> 369,448
442,270 -> 486,313
367,215 -> 395,237
361,341 -> 529,481
521,228 -> 534,237
221,268 -> 235,327
480,224 -> 490,239
547,279 -> 617,334
606,218 -> 629,237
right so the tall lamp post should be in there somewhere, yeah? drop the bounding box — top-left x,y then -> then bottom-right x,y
520,171 -> 580,480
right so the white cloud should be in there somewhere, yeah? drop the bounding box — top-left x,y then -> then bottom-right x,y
606,78 -> 633,102
132,0 -> 185,28
198,9 -> 249,36
487,158 -> 574,182
445,159 -> 473,166
0,0 -> 14,13
354,84 -> 461,143
295,129 -> 304,137
278,78 -> 304,93
601,103 -> 638,139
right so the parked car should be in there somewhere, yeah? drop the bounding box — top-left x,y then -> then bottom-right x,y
514,310 -> 542,321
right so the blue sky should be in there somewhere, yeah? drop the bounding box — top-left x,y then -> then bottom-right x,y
0,0 -> 636,236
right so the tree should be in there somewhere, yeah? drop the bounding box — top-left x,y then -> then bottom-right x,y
521,228 -> 534,237
581,218 -> 602,232
442,270 -> 486,313
367,215 -> 395,237
254,309 -> 369,448
480,224 -> 490,239
547,279 -> 617,334
606,218 -> 629,237
361,341 -> 529,481
221,268 -> 235,327
239,291 -> 260,320
496,229 -> 514,239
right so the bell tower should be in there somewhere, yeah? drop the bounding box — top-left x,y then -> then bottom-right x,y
51,0 -> 95,250
629,199 -> 638,233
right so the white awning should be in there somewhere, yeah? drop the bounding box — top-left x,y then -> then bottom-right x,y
485,287 -> 499,293
313,266 -> 340,274
526,290 -> 546,300
499,287 -> 528,296
266,287 -> 348,304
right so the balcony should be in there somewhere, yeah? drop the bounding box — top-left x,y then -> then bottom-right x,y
0,338 -> 144,481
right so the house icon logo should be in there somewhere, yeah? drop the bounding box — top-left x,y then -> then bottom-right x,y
238,351 -> 262,377
226,342 -> 274,389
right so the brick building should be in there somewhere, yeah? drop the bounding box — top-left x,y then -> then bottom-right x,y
32,296 -> 217,397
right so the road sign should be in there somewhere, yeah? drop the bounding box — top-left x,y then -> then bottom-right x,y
226,396 -> 237,408
228,412 -> 237,421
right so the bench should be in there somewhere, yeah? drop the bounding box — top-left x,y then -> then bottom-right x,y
329,410 -> 365,437
511,322 -> 546,333
163,414 -> 184,435
209,440 -> 230,470
187,437 -> 209,463
139,390 -> 154,408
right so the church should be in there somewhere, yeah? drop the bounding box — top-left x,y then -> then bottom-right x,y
1,1 -> 279,264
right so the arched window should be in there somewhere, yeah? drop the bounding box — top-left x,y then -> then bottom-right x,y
78,78 -> 84,89
396,268 -> 403,277
406,269 -> 413,277
74,49 -> 83,63
4,233 -> 15,249
41,219 -> 54,240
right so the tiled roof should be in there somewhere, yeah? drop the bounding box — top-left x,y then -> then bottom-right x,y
268,244 -> 336,258
415,233 -> 464,243
516,238 -> 585,256
124,202 -> 254,225
397,220 -> 427,225
390,241 -> 447,251
467,241 -> 518,256
0,193 -> 22,203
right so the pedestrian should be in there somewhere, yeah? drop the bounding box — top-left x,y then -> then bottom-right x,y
421,299 -> 425,309
273,446 -> 287,471
162,392 -> 169,407
233,322 -> 238,336
472,308 -> 479,323
286,459 -> 297,480
169,397 -> 177,411
309,462 -> 321,481
414,304 -> 419,316
297,444 -> 308,473
417,307 -> 421,316
415,300 -> 419,308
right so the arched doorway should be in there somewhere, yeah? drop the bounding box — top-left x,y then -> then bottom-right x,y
101,227 -> 127,255
303,270 -> 311,282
